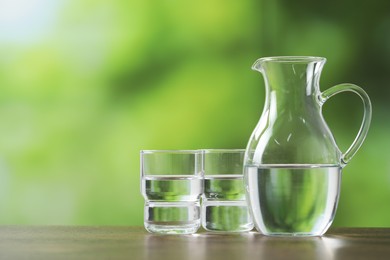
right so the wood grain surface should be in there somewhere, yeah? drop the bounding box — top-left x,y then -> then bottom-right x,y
0,226 -> 389,260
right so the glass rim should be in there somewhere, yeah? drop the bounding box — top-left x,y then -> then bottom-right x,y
140,149 -> 202,154
203,149 -> 245,153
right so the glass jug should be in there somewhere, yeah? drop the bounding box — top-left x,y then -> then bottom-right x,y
244,56 -> 372,236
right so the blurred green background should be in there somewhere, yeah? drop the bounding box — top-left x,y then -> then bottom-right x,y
0,0 -> 389,226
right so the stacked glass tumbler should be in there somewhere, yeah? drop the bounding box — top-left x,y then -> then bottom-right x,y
140,149 -> 253,234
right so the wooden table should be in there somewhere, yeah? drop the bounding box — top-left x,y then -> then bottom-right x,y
1,226 -> 389,259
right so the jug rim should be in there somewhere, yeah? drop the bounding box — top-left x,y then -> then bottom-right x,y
252,56 -> 326,71
255,56 -> 326,63
259,56 -> 325,61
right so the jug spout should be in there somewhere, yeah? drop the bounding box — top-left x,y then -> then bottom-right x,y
251,58 -> 265,72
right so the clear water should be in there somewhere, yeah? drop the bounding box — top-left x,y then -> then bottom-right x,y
202,175 -> 253,232
203,175 -> 246,200
245,165 -> 341,236
143,175 -> 202,201
142,175 -> 202,234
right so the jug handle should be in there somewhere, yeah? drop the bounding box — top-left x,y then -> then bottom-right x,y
320,83 -> 372,166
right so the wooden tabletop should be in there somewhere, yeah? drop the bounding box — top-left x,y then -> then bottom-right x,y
0,226 -> 389,260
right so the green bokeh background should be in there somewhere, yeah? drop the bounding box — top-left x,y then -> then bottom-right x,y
0,0 -> 389,226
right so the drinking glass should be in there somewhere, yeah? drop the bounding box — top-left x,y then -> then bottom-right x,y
140,150 -> 203,234
202,149 -> 254,232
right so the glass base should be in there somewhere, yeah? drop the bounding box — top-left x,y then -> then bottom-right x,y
260,232 -> 325,237
144,221 -> 200,234
257,223 -> 331,237
203,223 -> 254,233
